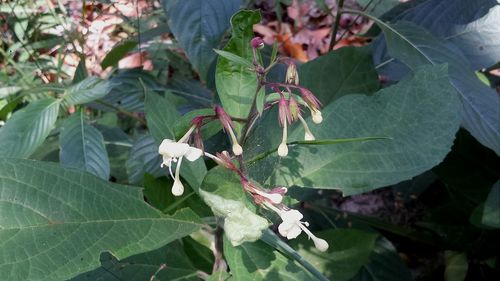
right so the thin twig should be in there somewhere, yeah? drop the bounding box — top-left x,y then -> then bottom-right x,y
328,0 -> 345,51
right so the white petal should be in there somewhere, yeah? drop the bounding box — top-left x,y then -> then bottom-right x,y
278,222 -> 302,239
158,139 -> 174,153
184,147 -> 203,162
281,210 -> 303,222
160,142 -> 190,158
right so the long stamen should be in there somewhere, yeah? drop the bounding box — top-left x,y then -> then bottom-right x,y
278,121 -> 288,157
298,115 -> 315,141
171,156 -> 184,196
178,125 -> 196,143
228,127 -> 243,155
297,223 -> 329,252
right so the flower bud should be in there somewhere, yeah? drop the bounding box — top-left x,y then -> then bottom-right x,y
285,62 -> 299,85
232,143 -> 243,156
250,37 -> 265,49
288,96 -> 300,122
311,110 -> 323,124
278,143 -> 288,157
172,178 -> 184,196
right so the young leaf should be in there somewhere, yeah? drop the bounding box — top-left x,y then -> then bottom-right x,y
0,98 -> 59,158
100,40 -> 138,69
247,64 -> 461,196
63,76 -> 113,105
0,158 -> 201,281
59,112 -> 110,180
213,49 -> 253,68
215,10 -> 262,133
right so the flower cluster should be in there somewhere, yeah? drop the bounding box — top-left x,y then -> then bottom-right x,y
158,36 -> 328,252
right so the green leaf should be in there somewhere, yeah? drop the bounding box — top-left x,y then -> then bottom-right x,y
0,98 -> 59,158
444,251 -> 468,281
370,17 -> 500,155
215,10 -> 262,130
256,88 -> 266,116
126,135 -> 165,185
482,181 -> 500,228
173,108 -> 222,141
207,270 -> 231,281
73,56 -> 88,84
0,158 -> 201,281
247,64 -> 461,195
59,112 -> 110,180
290,229 -> 378,281
299,46 -> 380,104
200,167 -> 269,246
162,0 -> 243,81
101,40 -> 138,69
357,0 -> 400,17
214,49 -> 253,68
72,241 -> 199,281
63,76 -> 113,105
351,238 -> 412,281
223,237 -> 315,281
144,91 -> 178,142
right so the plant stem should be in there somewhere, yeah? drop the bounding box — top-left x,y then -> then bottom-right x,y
328,0 -> 345,51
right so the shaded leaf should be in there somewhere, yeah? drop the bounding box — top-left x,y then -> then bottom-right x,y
101,40 -> 138,69
482,181 -> 500,228
371,17 -> 500,154
144,91 -> 178,143
126,135 -> 165,185
444,251 -> 468,281
0,159 -> 201,281
163,0 -> 243,80
59,112 -> 110,180
0,98 -> 59,158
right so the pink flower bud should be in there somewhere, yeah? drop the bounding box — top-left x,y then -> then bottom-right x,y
278,96 -> 291,127
285,62 -> 299,85
288,96 -> 301,122
251,37 -> 265,49
215,106 -> 235,132
299,88 -> 322,111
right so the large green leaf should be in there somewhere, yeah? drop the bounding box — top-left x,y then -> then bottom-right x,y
0,98 -> 59,158
290,229 -> 378,281
63,76 -> 113,105
71,240 -> 199,281
162,0 -> 243,81
370,17 -> 500,155
357,0 -> 400,17
0,158 -> 201,281
215,10 -> 261,128
223,237 -> 315,281
247,64 -> 461,195
299,46 -> 380,105
59,112 -> 110,180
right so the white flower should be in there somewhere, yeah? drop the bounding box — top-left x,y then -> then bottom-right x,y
278,209 -> 329,252
158,129 -> 203,196
278,120 -> 289,157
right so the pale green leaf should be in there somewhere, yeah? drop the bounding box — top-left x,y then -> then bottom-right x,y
63,76 -> 113,105
215,10 -> 261,131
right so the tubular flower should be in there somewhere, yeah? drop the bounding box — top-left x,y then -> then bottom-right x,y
298,115 -> 315,141
278,209 -> 329,252
277,95 -> 290,157
299,88 -> 323,124
158,126 -> 203,196
215,106 -> 243,156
